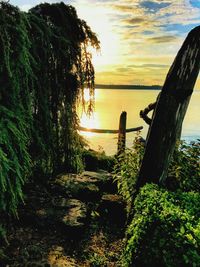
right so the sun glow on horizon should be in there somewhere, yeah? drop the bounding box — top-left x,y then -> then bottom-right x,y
75,3 -> 121,69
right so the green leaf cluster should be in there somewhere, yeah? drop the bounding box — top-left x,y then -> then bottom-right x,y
0,107 -> 31,216
113,135 -> 145,205
169,140 -> 200,191
114,139 -> 200,266
123,184 -> 200,267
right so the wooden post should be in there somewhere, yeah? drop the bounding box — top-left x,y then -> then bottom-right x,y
117,111 -> 127,155
137,26 -> 200,189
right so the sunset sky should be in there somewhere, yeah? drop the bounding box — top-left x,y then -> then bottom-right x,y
10,0 -> 200,87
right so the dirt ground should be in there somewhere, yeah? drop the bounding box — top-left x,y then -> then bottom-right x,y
0,176 -> 126,267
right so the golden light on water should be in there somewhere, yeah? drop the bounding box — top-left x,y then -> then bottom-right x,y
80,112 -> 100,137
77,89 -> 200,155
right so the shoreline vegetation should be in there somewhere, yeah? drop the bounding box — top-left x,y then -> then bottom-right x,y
95,84 -> 162,90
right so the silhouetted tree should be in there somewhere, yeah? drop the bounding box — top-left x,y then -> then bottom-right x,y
0,1 -> 99,216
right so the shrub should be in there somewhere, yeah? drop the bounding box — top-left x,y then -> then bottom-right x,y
169,139 -> 200,191
123,184 -> 200,267
83,148 -> 114,172
114,138 -> 200,204
113,135 -> 144,204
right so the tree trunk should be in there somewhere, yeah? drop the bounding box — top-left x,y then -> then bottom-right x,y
137,26 -> 200,188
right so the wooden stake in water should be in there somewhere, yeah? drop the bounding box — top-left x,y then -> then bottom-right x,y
117,111 -> 127,155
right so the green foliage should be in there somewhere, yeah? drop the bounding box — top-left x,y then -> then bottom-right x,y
83,148 -> 114,171
0,107 -> 31,215
88,252 -> 108,267
0,2 -> 33,216
113,135 -> 144,204
114,138 -> 200,266
169,139 -> 200,191
113,138 -> 200,204
0,224 -> 6,241
123,184 -> 200,267
0,2 -> 99,216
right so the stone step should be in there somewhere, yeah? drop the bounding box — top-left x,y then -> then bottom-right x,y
19,196 -> 88,237
98,194 -> 127,224
49,171 -> 117,202
19,171 -> 126,238
82,170 -> 118,193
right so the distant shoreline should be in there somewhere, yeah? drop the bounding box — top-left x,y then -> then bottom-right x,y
95,84 -> 162,90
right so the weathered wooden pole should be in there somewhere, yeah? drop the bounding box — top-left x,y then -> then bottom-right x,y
137,26 -> 200,189
117,111 -> 127,155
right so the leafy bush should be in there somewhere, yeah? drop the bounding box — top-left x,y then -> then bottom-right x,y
123,184 -> 200,267
169,139 -> 200,191
83,148 -> 114,172
113,135 -> 144,204
114,138 -> 200,203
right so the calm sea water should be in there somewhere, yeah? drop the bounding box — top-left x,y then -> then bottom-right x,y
79,89 -> 200,155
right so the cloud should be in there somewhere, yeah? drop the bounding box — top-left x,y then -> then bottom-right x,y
140,0 -> 172,13
128,63 -> 169,69
158,22 -> 200,36
123,17 -> 146,24
157,1 -> 200,26
115,67 -> 133,73
111,4 -> 135,13
10,0 -> 199,86
143,30 -> 155,35
147,35 -> 178,43
121,16 -> 156,31
97,70 -> 130,78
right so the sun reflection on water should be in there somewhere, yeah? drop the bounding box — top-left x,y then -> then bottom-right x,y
79,112 -> 99,137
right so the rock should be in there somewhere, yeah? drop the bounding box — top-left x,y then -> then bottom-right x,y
20,194 -> 88,234
82,170 -> 109,180
82,170 -> 117,193
98,194 -> 126,223
50,171 -> 117,202
19,171 -> 123,237
56,198 -> 87,229
50,173 -> 100,201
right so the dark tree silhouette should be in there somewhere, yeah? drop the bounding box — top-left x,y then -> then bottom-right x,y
0,2 -> 99,216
